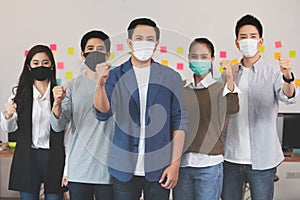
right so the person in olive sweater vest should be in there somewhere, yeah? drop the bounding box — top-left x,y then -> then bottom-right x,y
173,38 -> 239,200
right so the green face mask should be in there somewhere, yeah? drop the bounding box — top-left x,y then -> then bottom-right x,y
189,60 -> 211,76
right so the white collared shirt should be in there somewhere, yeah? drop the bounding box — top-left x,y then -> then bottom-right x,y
1,83 -> 51,149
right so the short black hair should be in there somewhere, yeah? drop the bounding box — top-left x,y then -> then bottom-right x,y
189,38 -> 215,58
80,30 -> 111,52
127,18 -> 160,40
235,14 -> 263,38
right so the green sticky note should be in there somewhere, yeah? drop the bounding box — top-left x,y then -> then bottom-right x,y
176,47 -> 184,55
259,46 -> 265,53
56,78 -> 62,85
289,50 -> 296,58
67,47 -> 75,55
109,52 -> 115,60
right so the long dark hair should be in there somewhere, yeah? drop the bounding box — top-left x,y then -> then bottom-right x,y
13,45 -> 57,106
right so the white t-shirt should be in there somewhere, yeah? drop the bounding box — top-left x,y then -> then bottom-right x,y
225,66 -> 252,164
132,66 -> 151,176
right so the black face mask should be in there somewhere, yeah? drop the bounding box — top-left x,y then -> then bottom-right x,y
84,51 -> 106,72
30,66 -> 52,81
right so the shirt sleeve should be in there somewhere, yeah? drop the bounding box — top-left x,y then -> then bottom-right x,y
223,83 -> 242,97
0,111 -> 18,133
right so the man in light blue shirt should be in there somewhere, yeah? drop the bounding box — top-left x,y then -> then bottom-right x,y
220,14 -> 297,200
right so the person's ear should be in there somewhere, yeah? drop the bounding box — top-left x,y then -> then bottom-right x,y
211,56 -> 215,62
258,37 -> 264,48
235,39 -> 240,50
153,40 -> 159,53
105,52 -> 110,61
80,51 -> 85,60
127,39 -> 134,52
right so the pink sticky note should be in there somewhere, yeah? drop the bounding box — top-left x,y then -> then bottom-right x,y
160,46 -> 167,53
220,51 -> 227,58
275,41 -> 282,48
57,62 -> 64,69
117,44 -> 124,51
50,44 -> 57,51
176,63 -> 184,70
24,50 -> 29,57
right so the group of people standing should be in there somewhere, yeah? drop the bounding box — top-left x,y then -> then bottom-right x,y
0,14 -> 297,200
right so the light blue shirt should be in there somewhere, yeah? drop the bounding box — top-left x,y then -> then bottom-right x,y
220,57 -> 297,170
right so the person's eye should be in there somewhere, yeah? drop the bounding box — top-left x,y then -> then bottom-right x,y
43,61 -> 50,65
201,56 -> 208,59
97,46 -> 105,51
87,47 -> 94,51
191,55 -> 198,59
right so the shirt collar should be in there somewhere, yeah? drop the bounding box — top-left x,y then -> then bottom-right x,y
33,82 -> 51,101
185,72 -> 216,89
238,56 -> 264,73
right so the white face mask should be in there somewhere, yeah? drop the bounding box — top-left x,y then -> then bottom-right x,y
238,39 -> 259,58
131,40 -> 156,61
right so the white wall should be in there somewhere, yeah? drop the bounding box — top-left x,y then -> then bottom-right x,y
0,0 -> 300,112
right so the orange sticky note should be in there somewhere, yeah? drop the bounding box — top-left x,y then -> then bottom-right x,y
294,79 -> 300,86
67,47 -> 75,55
176,47 -> 184,55
65,72 -> 73,79
275,41 -> 282,48
176,63 -> 184,70
259,46 -> 265,53
109,52 -> 115,60
57,62 -> 64,69
274,52 -> 281,59
289,50 -> 296,58
50,44 -> 57,51
231,59 -> 239,65
219,66 -> 223,73
161,60 -> 168,66
220,51 -> 227,58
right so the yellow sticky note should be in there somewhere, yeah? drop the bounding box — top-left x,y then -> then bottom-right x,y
231,59 -> 239,65
176,47 -> 184,55
52,51 -> 56,57
161,60 -> 168,66
295,79 -> 300,86
109,52 -> 115,60
274,52 -> 281,59
289,50 -> 296,58
67,47 -> 75,55
219,66 -> 223,73
65,71 -> 73,79
259,46 -> 265,53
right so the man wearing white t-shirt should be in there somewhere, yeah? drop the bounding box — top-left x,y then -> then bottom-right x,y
220,14 -> 297,200
94,18 -> 188,200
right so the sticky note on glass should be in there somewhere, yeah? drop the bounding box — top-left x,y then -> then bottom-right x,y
24,50 -> 29,57
50,44 -> 57,51
259,46 -> 265,53
275,41 -> 282,48
294,79 -> 300,86
160,46 -> 167,53
56,78 -> 62,86
176,47 -> 184,55
289,50 -> 296,58
52,51 -> 56,57
274,52 -> 281,59
109,52 -> 115,60
65,72 -> 73,79
220,51 -> 227,58
176,63 -> 184,70
117,44 -> 124,51
161,60 -> 168,66
231,59 -> 239,65
219,66 -> 223,73
67,47 -> 75,55
57,62 -> 64,69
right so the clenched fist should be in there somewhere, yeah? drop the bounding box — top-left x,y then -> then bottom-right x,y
52,86 -> 67,105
